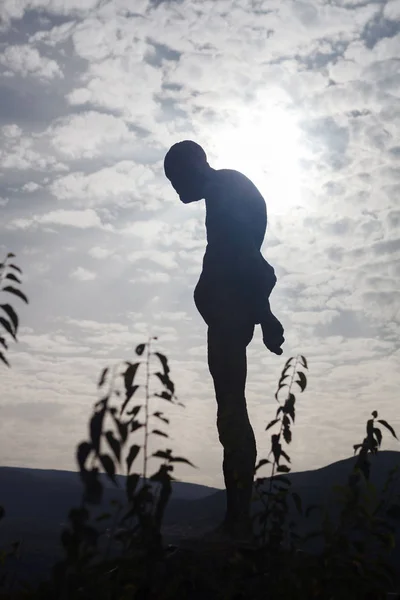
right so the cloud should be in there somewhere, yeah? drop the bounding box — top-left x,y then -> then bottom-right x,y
1,0 -> 399,485
88,246 -> 115,259
127,249 -> 177,269
0,0 -> 102,28
134,270 -> 171,284
0,129 -> 67,171
0,401 -> 65,422
70,267 -> 97,281
0,44 -> 63,78
22,182 -> 41,192
384,0 -> 400,20
8,209 -> 105,230
47,111 -> 137,159
18,332 -> 91,354
49,161 -> 156,208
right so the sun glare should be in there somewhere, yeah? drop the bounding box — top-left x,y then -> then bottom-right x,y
207,106 -> 303,214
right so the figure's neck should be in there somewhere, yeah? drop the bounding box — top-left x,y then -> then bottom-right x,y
202,167 -> 216,197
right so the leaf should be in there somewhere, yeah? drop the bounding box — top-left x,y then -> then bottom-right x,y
80,468 -> 103,504
100,454 -> 117,484
373,427 -> 382,447
98,367 -> 108,388
353,443 -> 363,454
153,411 -> 169,424
76,441 -> 92,471
291,492 -> 303,515
271,434 -> 282,464
255,458 -> 270,472
2,286 -> 28,304
124,363 -> 140,393
0,351 -> 10,367
105,431 -> 121,462
276,382 -> 288,396
283,357 -> 294,370
281,449 -> 291,463
0,316 -> 16,340
95,513 -> 111,522
377,419 -> 398,440
296,371 -> 307,392
275,367 -> 291,400
131,420 -> 143,433
155,372 -> 175,395
283,423 -> 292,444
0,304 -> 18,333
90,408 -> 106,454
152,429 -> 169,438
372,410 -> 378,419
0,336 -> 8,350
154,351 -> 170,375
170,456 -> 196,467
300,355 -> 308,369
6,253 -> 15,258
5,273 -> 21,284
266,418 -> 280,431
8,264 -> 22,274
136,343 -> 146,356
126,404 -> 141,417
367,418 -> 374,439
126,473 -> 140,499
284,393 -> 296,423
277,464 -> 291,473
121,385 -> 139,415
115,420 -> 129,443
126,444 -> 140,474
153,449 -> 172,461
155,391 -> 172,402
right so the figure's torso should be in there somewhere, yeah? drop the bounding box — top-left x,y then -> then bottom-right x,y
194,169 -> 275,326
203,168 -> 267,267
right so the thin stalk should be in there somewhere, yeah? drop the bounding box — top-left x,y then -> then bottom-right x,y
143,337 -> 151,482
260,355 -> 299,544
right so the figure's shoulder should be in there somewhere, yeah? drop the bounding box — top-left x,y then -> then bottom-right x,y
208,169 -> 264,198
214,168 -> 252,185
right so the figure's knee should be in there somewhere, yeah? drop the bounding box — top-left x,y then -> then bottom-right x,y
217,404 -> 255,451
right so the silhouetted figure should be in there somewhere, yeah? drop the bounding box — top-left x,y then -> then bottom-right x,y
164,140 -> 284,542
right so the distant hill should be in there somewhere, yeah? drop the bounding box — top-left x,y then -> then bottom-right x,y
163,450 -> 400,539
0,451 -> 399,584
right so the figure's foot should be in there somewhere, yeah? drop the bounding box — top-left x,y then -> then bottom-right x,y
261,313 -> 285,355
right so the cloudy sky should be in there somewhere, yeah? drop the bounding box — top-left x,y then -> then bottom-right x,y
0,0 -> 399,489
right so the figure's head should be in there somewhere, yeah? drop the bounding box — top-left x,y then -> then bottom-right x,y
164,140 -> 210,204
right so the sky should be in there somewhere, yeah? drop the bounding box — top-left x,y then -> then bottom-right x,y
0,0 -> 399,489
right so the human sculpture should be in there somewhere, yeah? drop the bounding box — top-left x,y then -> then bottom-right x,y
164,140 -> 285,542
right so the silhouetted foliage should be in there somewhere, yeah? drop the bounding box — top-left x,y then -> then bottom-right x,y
0,253 -> 28,367
45,337 -> 196,599
1,334 -> 400,599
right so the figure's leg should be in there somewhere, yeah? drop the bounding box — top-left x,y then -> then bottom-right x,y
207,320 -> 256,537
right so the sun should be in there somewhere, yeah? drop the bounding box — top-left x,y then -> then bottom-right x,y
206,104 -> 303,215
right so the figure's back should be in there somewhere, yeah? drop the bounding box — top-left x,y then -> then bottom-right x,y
204,169 -> 267,259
